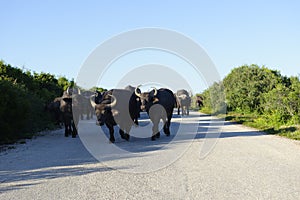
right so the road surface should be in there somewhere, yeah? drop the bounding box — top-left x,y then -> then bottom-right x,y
1,111 -> 300,199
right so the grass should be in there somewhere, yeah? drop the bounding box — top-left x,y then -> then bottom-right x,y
201,109 -> 300,141
226,112 -> 300,140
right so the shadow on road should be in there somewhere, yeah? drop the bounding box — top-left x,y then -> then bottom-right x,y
0,111 -> 264,193
195,117 -> 264,139
0,129 -> 115,192
95,112 -> 263,155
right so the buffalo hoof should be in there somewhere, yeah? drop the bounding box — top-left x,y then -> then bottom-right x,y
156,132 -> 160,138
72,130 -> 77,138
125,133 -> 130,141
109,138 -> 115,143
120,133 -> 130,141
120,132 -> 126,139
151,136 -> 156,141
165,133 -> 170,137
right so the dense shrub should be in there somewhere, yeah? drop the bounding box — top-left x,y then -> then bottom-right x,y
223,64 -> 282,113
261,76 -> 300,125
200,64 -> 300,130
0,61 -> 71,144
0,79 -> 30,143
201,81 -> 226,114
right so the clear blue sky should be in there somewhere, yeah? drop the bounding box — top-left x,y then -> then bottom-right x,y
1,0 -> 299,92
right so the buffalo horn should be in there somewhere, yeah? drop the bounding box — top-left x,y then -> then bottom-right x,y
135,85 -> 142,98
106,94 -> 117,107
90,95 -> 97,108
66,87 -> 71,95
153,87 -> 157,96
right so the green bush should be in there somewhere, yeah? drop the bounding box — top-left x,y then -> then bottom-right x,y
0,61 -> 71,144
0,79 -> 30,144
223,64 -> 282,113
201,81 -> 226,114
200,64 -> 300,140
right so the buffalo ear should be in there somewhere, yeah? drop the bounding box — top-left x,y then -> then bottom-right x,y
150,89 -> 156,97
153,97 -> 159,103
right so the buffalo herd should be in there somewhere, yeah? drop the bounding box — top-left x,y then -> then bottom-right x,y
47,86 -> 195,143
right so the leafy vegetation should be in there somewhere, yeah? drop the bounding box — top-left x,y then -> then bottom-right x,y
201,81 -> 226,114
201,64 -> 300,140
0,61 -> 72,144
2,61 -> 299,143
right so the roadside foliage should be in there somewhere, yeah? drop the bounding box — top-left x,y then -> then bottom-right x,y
0,61 -> 72,144
1,61 -> 300,143
201,64 -> 300,139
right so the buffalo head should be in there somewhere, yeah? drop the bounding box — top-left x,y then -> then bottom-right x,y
90,94 -> 117,126
135,86 -> 158,112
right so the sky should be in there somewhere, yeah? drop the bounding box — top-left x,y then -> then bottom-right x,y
1,0 -> 299,93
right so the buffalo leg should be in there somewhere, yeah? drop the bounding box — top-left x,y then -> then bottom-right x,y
149,108 -> 162,141
119,129 -> 129,141
64,119 -> 69,137
71,121 -> 77,138
151,118 -> 160,141
107,124 -> 115,143
182,106 -> 186,115
163,115 -> 172,136
89,109 -> 93,119
64,126 -> 69,137
134,118 -> 139,126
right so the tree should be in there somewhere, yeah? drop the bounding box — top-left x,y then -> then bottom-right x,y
58,76 -> 71,91
0,61 -> 73,144
201,81 -> 226,114
223,64 -> 282,113
261,76 -> 300,124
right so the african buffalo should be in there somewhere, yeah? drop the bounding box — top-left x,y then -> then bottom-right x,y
135,87 -> 176,141
90,89 -> 140,143
59,87 -> 80,138
176,89 -> 191,115
79,90 -> 94,120
46,97 -> 63,125
124,85 -> 141,125
94,91 -> 104,104
196,95 -> 204,108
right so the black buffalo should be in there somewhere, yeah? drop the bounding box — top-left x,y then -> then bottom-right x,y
90,89 -> 140,143
59,87 -> 80,138
176,89 -> 191,115
124,85 -> 141,125
135,87 -> 176,141
63,88 -> 94,121
94,91 -> 104,104
46,97 -> 63,125
79,90 -> 94,120
196,95 -> 204,108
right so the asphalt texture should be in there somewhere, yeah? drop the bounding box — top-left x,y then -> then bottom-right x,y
1,111 -> 300,200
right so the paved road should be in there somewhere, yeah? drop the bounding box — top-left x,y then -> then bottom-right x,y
1,111 -> 300,199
